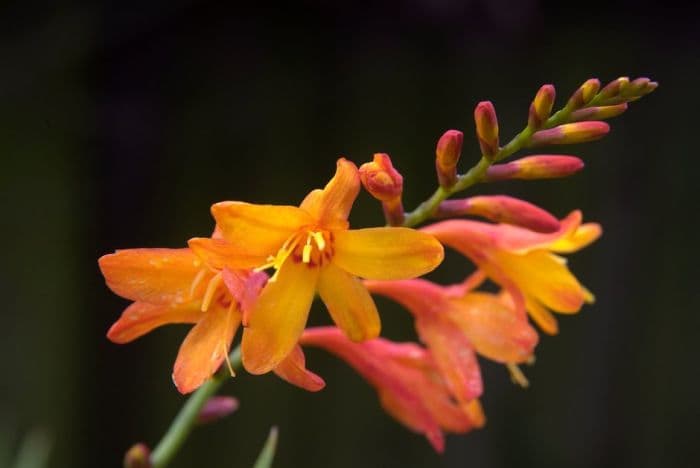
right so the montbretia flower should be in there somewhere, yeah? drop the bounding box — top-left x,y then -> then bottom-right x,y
365,276 -> 538,404
422,211 -> 601,335
299,327 -> 484,453
189,158 -> 444,374
99,247 -> 323,393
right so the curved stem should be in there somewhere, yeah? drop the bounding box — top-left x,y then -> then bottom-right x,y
150,346 -> 242,468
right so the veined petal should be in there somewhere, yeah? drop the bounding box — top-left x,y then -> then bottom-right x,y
496,250 -> 587,313
449,292 -> 538,363
188,237 -> 268,270
273,345 -> 326,392
333,228 -> 444,280
107,301 -> 202,344
210,202 -> 311,257
299,158 -> 360,229
318,262 -> 380,341
242,260 -> 320,374
172,303 -> 241,394
99,248 -> 201,304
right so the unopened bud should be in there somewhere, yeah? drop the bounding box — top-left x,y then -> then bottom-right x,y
474,101 -> 499,159
597,77 -> 630,103
197,396 -> 240,424
485,155 -> 584,181
567,78 -> 600,110
570,103 -> 627,122
436,195 -> 560,233
528,84 -> 555,129
124,443 -> 151,468
435,130 -> 463,188
529,121 -> 609,147
623,77 -> 658,98
359,153 -> 405,225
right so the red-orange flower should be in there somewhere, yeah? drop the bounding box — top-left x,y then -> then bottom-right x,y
300,327 -> 484,452
422,210 -> 601,334
189,158 -> 444,374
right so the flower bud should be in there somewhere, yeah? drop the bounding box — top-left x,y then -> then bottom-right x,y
436,195 -> 560,233
529,121 -> 609,147
197,396 -> 240,424
567,78 -> 600,110
474,101 -> 499,159
485,155 -> 584,181
359,153 -> 405,225
570,103 -> 627,122
124,443 -> 151,468
528,84 -> 555,129
623,77 -> 658,98
435,130 -> 463,188
598,76 -> 630,103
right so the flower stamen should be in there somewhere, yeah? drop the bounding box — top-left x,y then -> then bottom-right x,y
201,271 -> 223,312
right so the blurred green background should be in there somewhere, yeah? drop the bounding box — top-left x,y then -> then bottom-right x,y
0,1 -> 698,467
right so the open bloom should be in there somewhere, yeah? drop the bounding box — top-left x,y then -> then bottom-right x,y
365,275 -> 538,404
300,327 -> 484,452
99,247 -> 323,393
189,158 -> 444,374
422,210 -> 601,334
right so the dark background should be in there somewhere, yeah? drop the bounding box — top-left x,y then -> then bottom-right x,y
1,1 -> 698,467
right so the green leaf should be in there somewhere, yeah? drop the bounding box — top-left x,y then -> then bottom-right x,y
252,427 -> 278,468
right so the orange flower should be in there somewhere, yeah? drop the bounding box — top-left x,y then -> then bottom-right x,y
300,327 -> 484,453
422,210 -> 601,334
99,248 -> 323,393
365,276 -> 538,404
189,158 -> 444,374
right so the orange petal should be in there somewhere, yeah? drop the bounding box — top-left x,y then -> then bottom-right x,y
450,292 -> 538,363
241,259 -> 320,374
318,262 -> 380,342
333,228 -> 444,280
172,303 -> 241,394
272,345 -> 326,392
98,248 -> 201,304
188,237 -> 268,270
550,222 -> 602,253
107,301 -> 202,344
525,296 -> 559,335
299,158 -> 360,229
210,202 -> 311,257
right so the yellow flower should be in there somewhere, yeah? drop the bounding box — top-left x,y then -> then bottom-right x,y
189,158 -> 444,374
423,210 -> 600,334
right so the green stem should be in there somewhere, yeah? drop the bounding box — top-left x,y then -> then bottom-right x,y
401,102 -> 578,228
150,346 -> 242,468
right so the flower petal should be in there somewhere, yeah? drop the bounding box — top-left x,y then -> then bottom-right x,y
317,262 -> 380,342
99,248 -> 201,304
107,301 -> 202,344
299,158 -> 360,229
188,237 -> 268,270
272,345 -> 326,392
172,303 -> 241,394
549,222 -> 602,253
210,202 -> 311,257
242,259 -> 320,374
525,296 -> 559,335
333,228 -> 444,280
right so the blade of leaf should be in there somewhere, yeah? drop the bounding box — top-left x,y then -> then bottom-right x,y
252,426 -> 278,468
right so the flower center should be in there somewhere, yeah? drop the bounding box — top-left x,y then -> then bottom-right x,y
257,229 -> 334,281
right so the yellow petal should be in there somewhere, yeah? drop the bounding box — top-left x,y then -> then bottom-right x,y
525,295 -> 559,335
333,227 -> 444,280
107,301 -> 202,344
188,237 -> 267,270
299,158 -> 360,229
211,202 -> 312,257
98,248 -> 201,304
496,250 -> 588,313
172,303 -> 241,394
317,261 -> 380,341
549,222 -> 602,253
242,259 -> 319,374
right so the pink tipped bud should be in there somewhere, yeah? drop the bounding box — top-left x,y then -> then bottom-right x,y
436,195 -> 560,233
624,77 -> 658,98
485,155 -> 584,181
570,103 -> 628,121
529,121 -> 609,146
598,76 -> 630,102
435,130 -> 463,188
567,78 -> 601,110
124,443 -> 151,468
359,153 -> 405,225
474,101 -> 499,159
197,396 -> 240,424
528,84 -> 556,129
